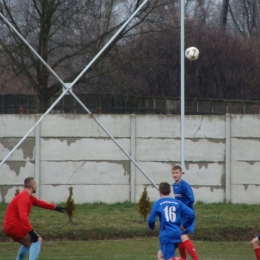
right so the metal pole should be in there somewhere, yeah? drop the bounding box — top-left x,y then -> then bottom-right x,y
0,1 -> 159,190
35,122 -> 40,198
180,0 -> 185,171
130,114 -> 136,202
225,114 -> 231,202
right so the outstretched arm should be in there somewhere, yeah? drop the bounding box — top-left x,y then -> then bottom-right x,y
32,197 -> 65,212
32,196 -> 56,209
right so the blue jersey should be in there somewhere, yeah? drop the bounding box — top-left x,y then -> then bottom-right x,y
147,197 -> 195,244
173,179 -> 195,209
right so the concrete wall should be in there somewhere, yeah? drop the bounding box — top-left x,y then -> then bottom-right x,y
0,114 -> 259,204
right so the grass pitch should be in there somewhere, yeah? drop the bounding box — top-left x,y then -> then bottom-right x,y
0,239 -> 256,259
0,202 -> 259,259
1,202 -> 259,242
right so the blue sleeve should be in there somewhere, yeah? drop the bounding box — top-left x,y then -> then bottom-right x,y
180,202 -> 195,228
183,182 -> 195,208
147,201 -> 158,230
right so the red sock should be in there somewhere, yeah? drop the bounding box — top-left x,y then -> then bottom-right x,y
178,242 -> 187,259
254,248 -> 260,260
183,239 -> 199,260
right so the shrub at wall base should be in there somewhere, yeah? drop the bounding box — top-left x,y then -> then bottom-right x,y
65,187 -> 76,223
137,186 -> 151,222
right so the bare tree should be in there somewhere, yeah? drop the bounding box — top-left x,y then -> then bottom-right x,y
220,0 -> 230,28
228,0 -> 260,37
103,0 -> 260,101
0,0 -> 172,111
2,0 -> 259,108
104,10 -> 260,101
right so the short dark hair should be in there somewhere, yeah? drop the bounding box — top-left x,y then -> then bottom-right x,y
24,177 -> 35,187
172,165 -> 182,172
159,182 -> 171,195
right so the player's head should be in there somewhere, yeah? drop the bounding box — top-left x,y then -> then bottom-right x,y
24,177 -> 37,194
171,165 -> 183,183
159,182 -> 171,196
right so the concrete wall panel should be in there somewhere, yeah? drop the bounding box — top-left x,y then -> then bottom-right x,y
135,162 -> 173,184
0,162 -> 35,185
185,139 -> 225,162
231,115 -> 260,138
0,114 -> 259,204
135,162 -> 223,186
136,138 -> 180,162
231,184 -> 260,204
0,115 -> 36,137
0,185 -> 24,203
136,139 -> 224,162
182,163 -> 224,186
193,187 -> 224,203
231,138 -> 260,161
136,115 -> 225,139
231,161 -> 260,184
40,138 -> 130,160
40,184 -> 130,204
41,114 -> 131,138
0,138 -> 35,161
185,115 -> 225,139
136,115 -> 179,138
41,161 -> 129,185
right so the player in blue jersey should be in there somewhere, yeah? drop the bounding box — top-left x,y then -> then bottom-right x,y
147,182 -> 195,260
172,165 -> 200,260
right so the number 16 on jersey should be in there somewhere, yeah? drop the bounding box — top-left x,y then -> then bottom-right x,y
164,206 -> 176,222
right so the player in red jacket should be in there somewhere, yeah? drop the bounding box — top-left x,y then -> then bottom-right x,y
3,177 -> 66,260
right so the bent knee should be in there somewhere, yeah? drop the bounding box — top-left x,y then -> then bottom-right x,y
181,234 -> 189,242
251,237 -> 260,248
157,249 -> 163,260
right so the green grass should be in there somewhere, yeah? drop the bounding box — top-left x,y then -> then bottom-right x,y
0,202 -> 259,241
0,202 -> 259,259
195,202 -> 259,241
0,239 -> 256,259
0,202 -> 154,241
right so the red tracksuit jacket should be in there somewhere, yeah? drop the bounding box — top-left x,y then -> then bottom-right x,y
3,189 -> 55,240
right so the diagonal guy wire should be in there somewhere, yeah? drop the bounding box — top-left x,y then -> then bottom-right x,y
0,0 -> 158,190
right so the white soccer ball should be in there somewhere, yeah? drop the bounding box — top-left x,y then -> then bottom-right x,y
185,46 -> 199,61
